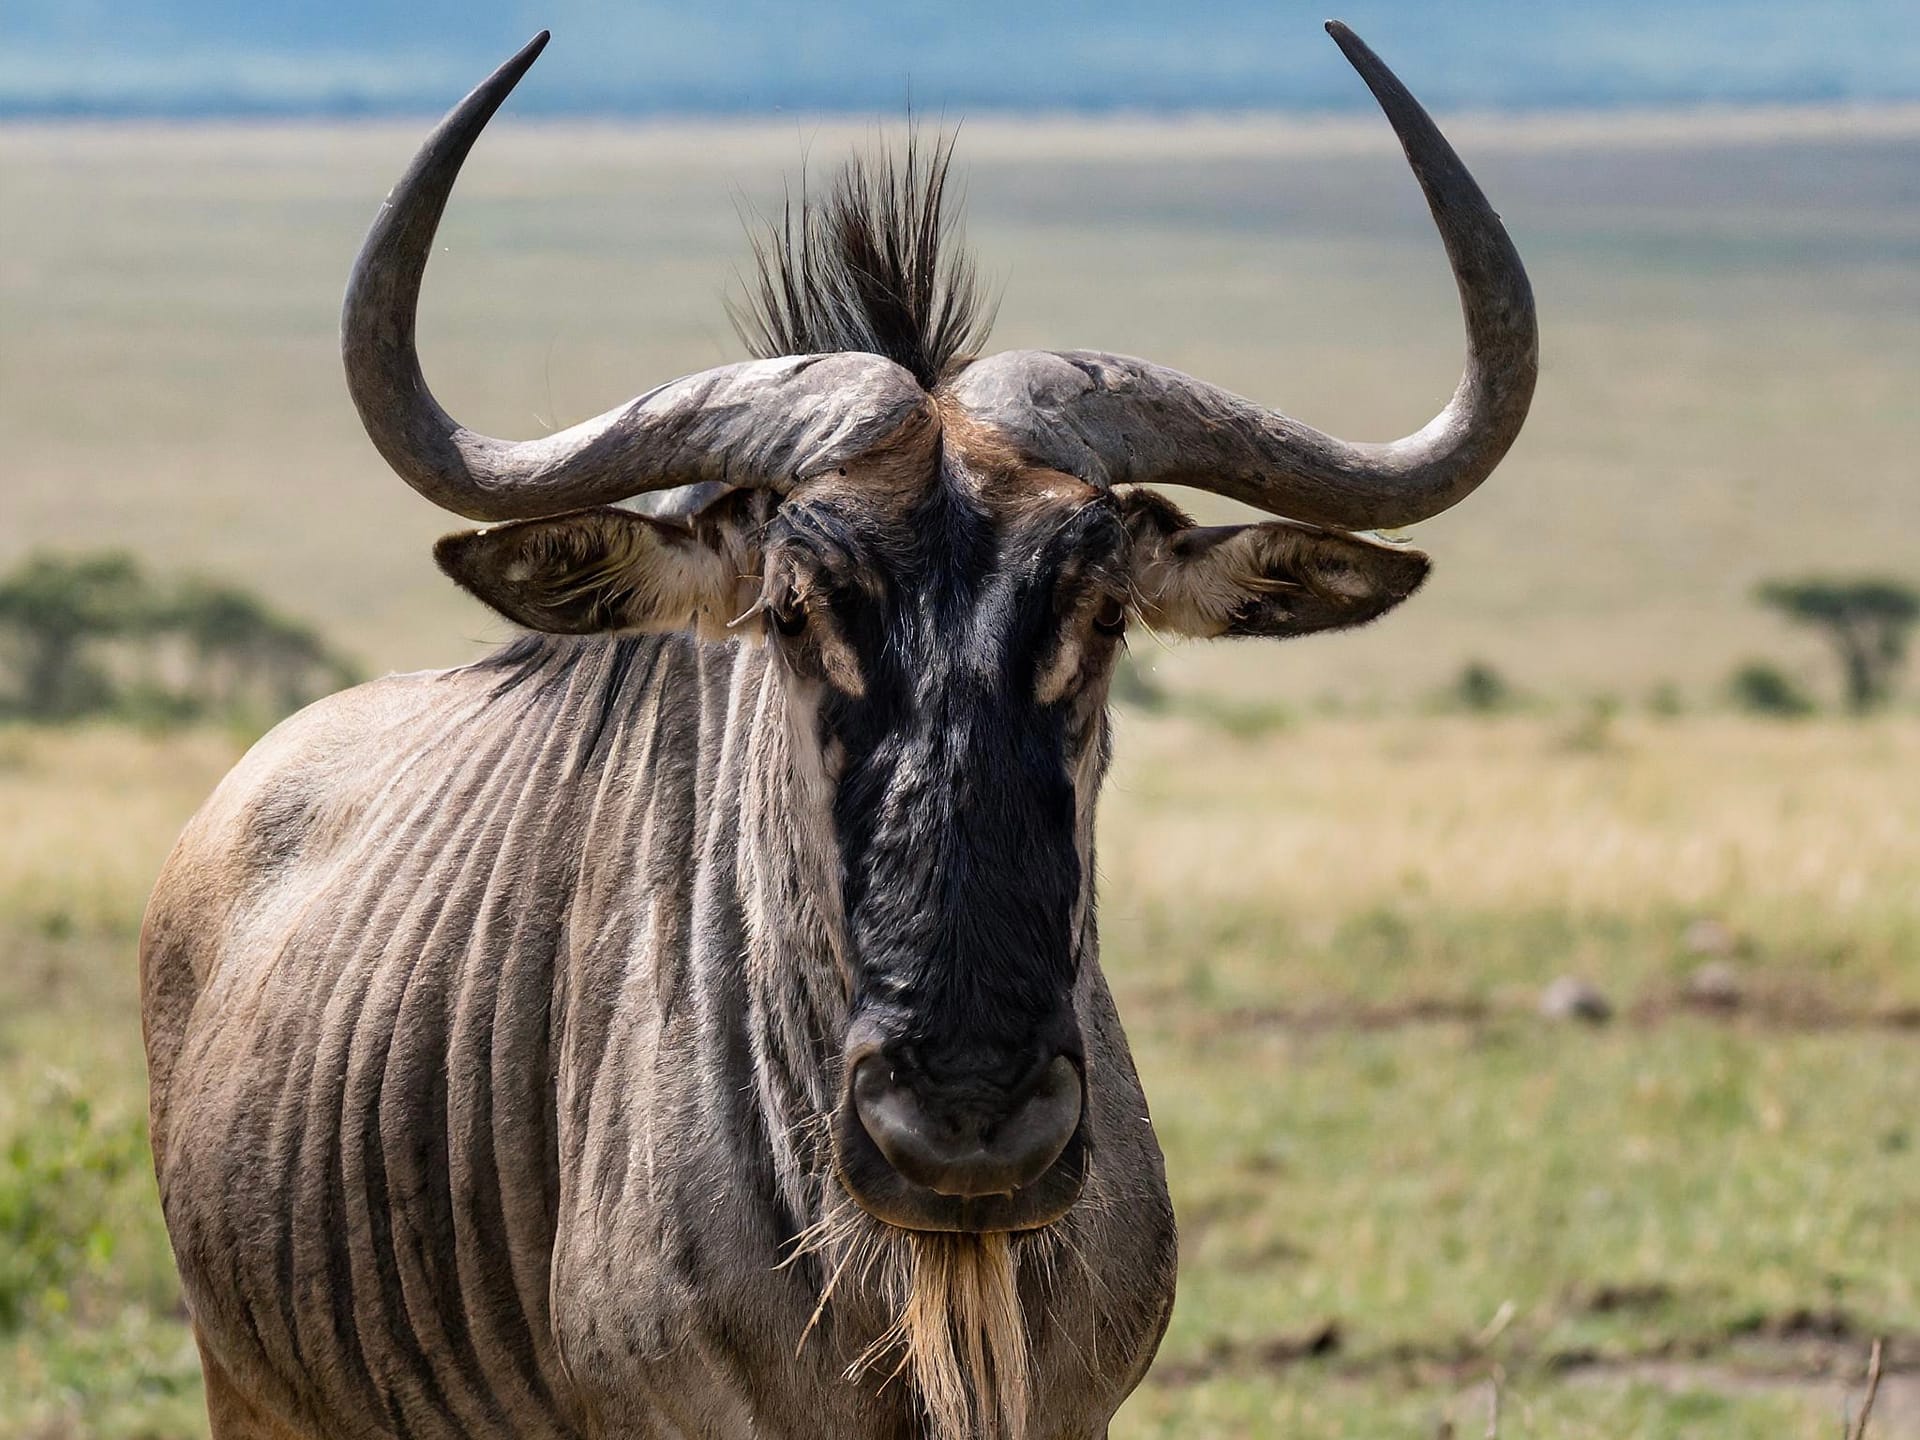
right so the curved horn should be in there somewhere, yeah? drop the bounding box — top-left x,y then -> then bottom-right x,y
341,33 -> 926,522
947,21 -> 1537,532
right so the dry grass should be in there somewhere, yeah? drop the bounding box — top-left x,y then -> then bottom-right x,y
0,726 -> 235,939
1100,712 -> 1920,1010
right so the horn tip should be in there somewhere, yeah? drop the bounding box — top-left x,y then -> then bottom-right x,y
1324,20 -> 1367,61
482,30 -> 549,101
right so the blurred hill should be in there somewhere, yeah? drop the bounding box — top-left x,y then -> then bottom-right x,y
7,110 -> 1916,700
5,0 -> 1920,116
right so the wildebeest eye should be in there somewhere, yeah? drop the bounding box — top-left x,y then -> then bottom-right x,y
770,602 -> 808,639
1092,595 -> 1127,638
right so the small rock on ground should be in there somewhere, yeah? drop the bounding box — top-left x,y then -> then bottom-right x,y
1685,960 -> 1744,1009
1539,976 -> 1613,1023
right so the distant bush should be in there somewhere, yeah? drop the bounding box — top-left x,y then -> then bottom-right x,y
0,550 -> 359,728
1558,694 -> 1622,753
1451,660 -> 1514,714
1756,575 -> 1917,714
1111,654 -> 1169,712
1182,691 -> 1294,740
1111,658 -> 1294,736
0,1086 -> 146,1332
1727,660 -> 1816,718
1646,682 -> 1685,718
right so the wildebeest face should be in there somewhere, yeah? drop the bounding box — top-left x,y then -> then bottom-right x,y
436,430 -> 1430,1233
765,474 -> 1128,1233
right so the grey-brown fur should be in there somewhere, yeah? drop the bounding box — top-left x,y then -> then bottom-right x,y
143,632 -> 1175,1439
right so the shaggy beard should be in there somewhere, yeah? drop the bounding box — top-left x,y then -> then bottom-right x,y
792,1200 -> 1048,1440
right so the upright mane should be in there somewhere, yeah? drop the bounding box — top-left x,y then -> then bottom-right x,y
731,132 -> 996,391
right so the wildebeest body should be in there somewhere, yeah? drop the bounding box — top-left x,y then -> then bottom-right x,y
143,634 -> 1177,1438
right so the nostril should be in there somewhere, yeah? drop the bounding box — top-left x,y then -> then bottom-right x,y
852,1054 -> 1083,1199
999,1053 -> 1082,1174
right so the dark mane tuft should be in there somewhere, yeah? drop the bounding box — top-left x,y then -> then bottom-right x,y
730,132 -> 995,392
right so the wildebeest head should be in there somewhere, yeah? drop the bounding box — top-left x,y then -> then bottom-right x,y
342,26 -> 1533,1237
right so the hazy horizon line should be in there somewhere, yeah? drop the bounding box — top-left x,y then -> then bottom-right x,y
7,99 -> 1920,155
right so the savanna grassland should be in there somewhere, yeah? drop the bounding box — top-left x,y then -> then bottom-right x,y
3,106 -> 1918,1438
3,717 -> 1916,1437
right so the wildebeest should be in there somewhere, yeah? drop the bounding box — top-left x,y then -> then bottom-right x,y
141,22 -> 1535,1440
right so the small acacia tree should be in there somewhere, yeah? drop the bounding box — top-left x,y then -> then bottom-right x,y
0,551 -> 358,725
1758,577 -> 1919,715
168,580 -> 359,718
0,552 -> 156,719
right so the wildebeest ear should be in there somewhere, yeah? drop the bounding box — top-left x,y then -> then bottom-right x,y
1120,489 -> 1430,639
434,506 -> 752,637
